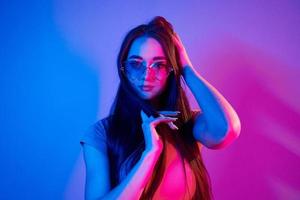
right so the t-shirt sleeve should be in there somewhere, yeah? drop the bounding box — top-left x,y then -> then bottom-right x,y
80,119 -> 107,153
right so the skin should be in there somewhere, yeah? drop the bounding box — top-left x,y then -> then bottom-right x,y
172,33 -> 241,148
82,31 -> 241,200
126,34 -> 241,149
126,36 -> 170,103
126,36 -> 179,130
83,36 -> 181,200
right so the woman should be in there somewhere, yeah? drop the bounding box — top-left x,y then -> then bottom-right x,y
80,16 -> 241,200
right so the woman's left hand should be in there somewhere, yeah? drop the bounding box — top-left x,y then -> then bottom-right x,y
157,110 -> 180,130
172,32 -> 194,70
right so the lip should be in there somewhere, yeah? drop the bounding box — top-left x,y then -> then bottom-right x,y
140,85 -> 154,91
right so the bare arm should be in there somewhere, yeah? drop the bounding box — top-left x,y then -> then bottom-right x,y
173,33 -> 241,149
183,66 -> 241,149
82,111 -> 178,200
83,144 -> 161,200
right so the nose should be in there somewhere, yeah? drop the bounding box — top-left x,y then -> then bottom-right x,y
142,67 -> 155,81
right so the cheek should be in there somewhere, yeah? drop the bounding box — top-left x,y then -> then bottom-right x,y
156,76 -> 169,91
125,78 -> 140,93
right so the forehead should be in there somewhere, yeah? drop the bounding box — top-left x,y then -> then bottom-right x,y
127,37 -> 166,60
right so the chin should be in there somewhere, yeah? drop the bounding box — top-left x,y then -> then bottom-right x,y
139,93 -> 155,100
139,91 -> 161,100
134,86 -> 162,100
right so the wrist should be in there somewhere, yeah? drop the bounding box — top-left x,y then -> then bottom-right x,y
142,147 -> 162,159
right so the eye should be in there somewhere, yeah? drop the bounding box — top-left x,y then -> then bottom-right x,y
127,60 -> 143,69
153,62 -> 168,69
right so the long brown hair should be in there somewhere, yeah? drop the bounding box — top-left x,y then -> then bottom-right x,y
106,16 -> 213,199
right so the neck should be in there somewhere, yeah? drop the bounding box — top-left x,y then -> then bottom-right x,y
150,98 -> 161,109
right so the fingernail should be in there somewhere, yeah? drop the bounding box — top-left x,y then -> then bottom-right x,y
168,122 -> 178,130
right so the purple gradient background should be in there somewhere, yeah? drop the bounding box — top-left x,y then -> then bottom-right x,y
1,0 -> 299,199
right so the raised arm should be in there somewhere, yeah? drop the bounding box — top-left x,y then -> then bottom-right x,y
183,66 -> 241,149
173,33 -> 241,149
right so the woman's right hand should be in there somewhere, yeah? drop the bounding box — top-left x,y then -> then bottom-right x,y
140,110 -> 178,153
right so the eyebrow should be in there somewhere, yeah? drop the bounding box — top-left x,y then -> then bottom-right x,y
128,55 -> 167,61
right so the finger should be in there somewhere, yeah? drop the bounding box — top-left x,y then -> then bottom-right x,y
158,111 -> 180,116
140,110 -> 148,121
157,116 -> 178,120
158,114 -> 179,130
158,111 -> 180,114
172,35 -> 180,46
174,32 -> 183,43
157,113 -> 179,130
152,116 -> 178,125
149,115 -> 155,120
173,33 -> 185,49
151,114 -> 179,130
168,122 -> 179,130
173,33 -> 181,42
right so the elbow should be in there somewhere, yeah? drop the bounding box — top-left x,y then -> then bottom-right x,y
196,118 -> 241,150
211,117 -> 241,149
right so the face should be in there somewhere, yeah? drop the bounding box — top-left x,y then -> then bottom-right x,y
125,37 -> 172,100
